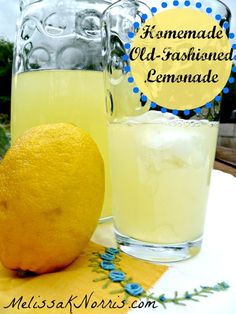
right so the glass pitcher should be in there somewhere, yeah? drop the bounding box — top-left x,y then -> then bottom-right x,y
102,0 -> 232,261
11,0 -> 113,221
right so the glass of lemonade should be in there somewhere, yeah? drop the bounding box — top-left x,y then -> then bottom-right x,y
11,0 -> 113,221
102,0 -> 231,261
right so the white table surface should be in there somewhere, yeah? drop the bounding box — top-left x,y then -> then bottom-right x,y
92,170 -> 236,314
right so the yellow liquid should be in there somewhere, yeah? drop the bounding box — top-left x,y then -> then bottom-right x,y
109,113 -> 218,244
11,70 -> 112,219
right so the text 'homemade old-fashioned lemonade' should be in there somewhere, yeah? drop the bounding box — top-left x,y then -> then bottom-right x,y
11,70 -> 112,219
109,112 -> 218,246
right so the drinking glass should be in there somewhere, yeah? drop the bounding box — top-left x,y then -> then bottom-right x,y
11,0 -> 113,221
102,0 -> 231,261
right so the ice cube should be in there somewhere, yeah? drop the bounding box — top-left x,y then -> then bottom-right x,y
122,110 -> 179,125
140,124 -> 207,169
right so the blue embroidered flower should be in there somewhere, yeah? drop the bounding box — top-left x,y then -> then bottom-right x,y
213,284 -> 221,291
109,270 -> 125,282
106,248 -> 120,255
158,295 -> 166,302
125,283 -> 144,296
219,282 -> 230,289
186,293 -> 192,299
100,261 -> 115,270
100,253 -> 115,261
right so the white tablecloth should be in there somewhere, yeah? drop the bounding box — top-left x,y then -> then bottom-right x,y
92,170 -> 236,314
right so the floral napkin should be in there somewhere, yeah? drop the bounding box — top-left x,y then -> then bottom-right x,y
0,242 -> 168,314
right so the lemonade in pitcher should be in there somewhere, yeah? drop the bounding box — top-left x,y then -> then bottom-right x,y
11,0 -> 113,220
11,70 -> 112,219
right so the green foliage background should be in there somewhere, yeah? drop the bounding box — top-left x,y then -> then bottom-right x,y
0,38 -> 12,158
0,38 -> 13,117
0,115 -> 10,158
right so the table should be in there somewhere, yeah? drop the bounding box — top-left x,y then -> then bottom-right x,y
92,170 -> 236,314
214,146 -> 236,177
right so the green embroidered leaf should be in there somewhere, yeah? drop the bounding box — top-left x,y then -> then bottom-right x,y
93,276 -> 107,282
110,289 -> 125,294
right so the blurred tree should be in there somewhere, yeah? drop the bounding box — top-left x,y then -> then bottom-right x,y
0,38 -> 13,118
0,114 -> 10,158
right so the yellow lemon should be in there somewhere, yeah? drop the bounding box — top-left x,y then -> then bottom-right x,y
0,123 -> 104,274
